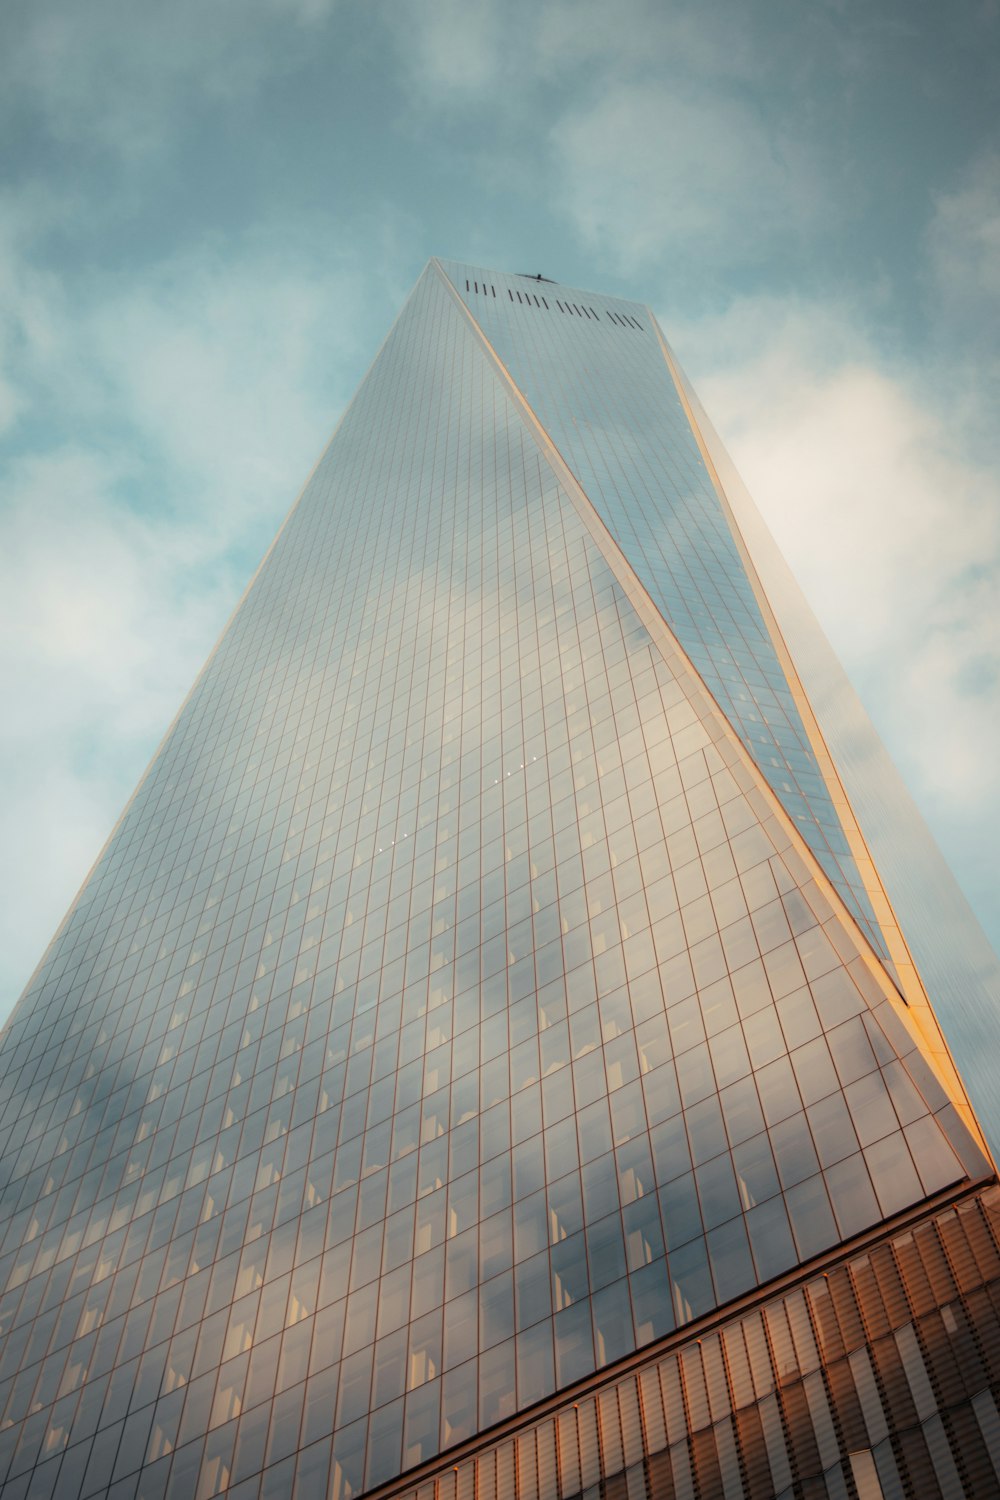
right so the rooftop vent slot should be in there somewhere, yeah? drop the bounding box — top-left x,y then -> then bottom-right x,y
496,286 -> 639,325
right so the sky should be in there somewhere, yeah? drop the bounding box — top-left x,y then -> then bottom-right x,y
0,0 -> 997,1023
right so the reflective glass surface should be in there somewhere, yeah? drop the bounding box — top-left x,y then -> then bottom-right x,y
390,1184 -> 1000,1500
0,263 -> 982,1498
675,374 -> 1000,1156
439,260 -> 887,963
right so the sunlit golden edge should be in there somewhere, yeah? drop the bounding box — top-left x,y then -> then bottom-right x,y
647,313 -> 992,1166
429,259 -> 988,1174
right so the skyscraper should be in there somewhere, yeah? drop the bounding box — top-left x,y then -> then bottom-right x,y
2,259 -> 1000,1500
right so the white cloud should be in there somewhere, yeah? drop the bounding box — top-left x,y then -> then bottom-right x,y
81,248 -> 371,537
549,78 -> 821,273
1,449 -> 224,733
0,203 -> 374,526
395,0 -> 506,95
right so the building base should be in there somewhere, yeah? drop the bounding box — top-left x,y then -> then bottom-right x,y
371,1182 -> 1000,1500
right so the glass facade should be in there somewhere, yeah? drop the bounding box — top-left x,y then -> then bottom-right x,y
0,261 -> 997,1500
386,1185 -> 1000,1500
669,367 -> 1000,1156
439,261 -> 886,963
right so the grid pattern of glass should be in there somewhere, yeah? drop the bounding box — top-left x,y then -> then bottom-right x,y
0,264 -> 982,1500
675,366 -> 1000,1158
439,260 -> 887,964
382,1184 -> 1000,1500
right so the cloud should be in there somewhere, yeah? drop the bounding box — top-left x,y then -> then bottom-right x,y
394,0 -> 506,95
0,194 -> 68,430
549,78 -> 821,273
533,0 -> 757,79
926,150 -> 1000,350
393,0 -> 756,102
389,0 -> 822,274
3,0 -> 338,157
0,199 -> 375,524
81,248 -> 371,538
